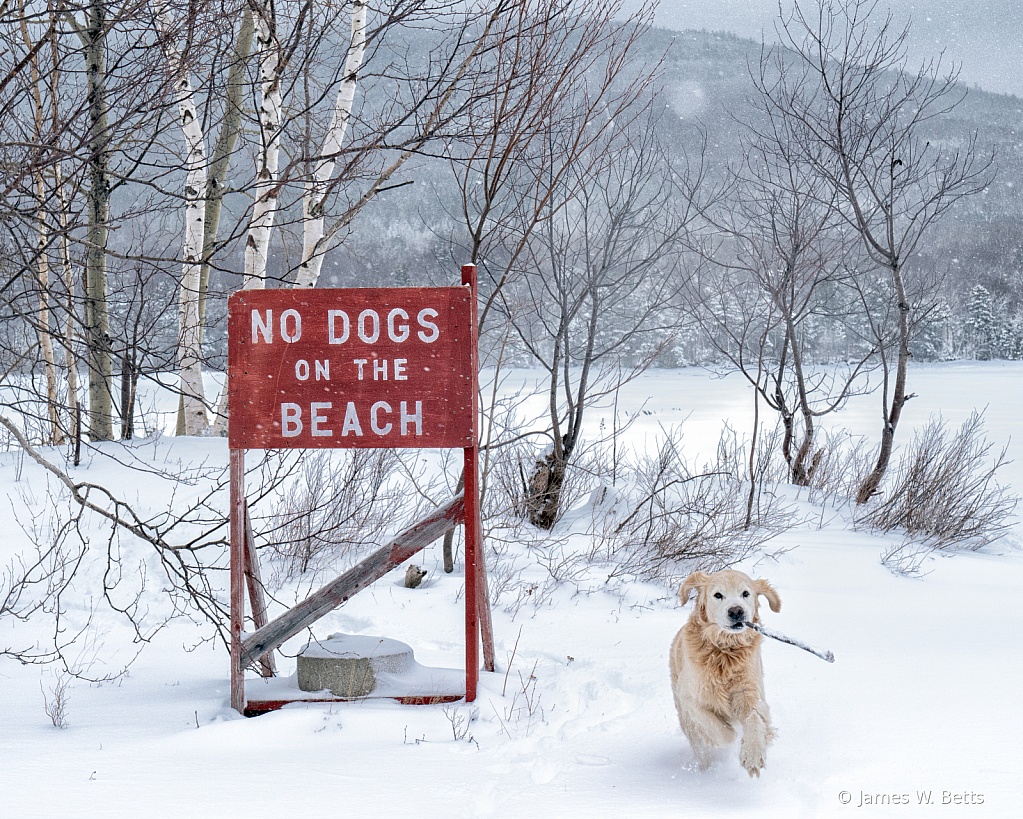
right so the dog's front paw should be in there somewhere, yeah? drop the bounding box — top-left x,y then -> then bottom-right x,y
739,742 -> 766,778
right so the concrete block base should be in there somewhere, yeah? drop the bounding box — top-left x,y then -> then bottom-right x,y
297,634 -> 414,698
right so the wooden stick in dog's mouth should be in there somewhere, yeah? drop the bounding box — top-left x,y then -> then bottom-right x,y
745,621 -> 835,663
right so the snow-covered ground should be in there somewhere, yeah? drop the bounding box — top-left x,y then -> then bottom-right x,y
1,362 -> 1021,818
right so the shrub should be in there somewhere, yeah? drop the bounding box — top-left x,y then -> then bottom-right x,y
857,412 -> 1017,550
595,425 -> 794,582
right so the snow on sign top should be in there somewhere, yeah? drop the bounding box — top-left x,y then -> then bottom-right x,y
227,287 -> 477,450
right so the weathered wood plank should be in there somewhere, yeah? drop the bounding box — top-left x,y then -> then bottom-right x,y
240,494 -> 465,667
243,504 -> 276,677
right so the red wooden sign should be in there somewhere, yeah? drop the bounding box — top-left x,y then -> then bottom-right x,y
227,269 -> 492,715
228,287 -> 475,449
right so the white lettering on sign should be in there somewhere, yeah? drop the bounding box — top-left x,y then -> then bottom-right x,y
310,402 -> 332,437
400,401 -> 422,436
358,310 -> 380,343
352,359 -> 408,380
388,308 -> 410,342
252,310 -> 273,344
252,305 -> 443,345
278,401 -> 426,440
281,309 -> 302,342
295,360 -> 330,381
342,402 -> 363,436
370,401 -> 392,435
282,402 -> 302,437
417,309 -> 439,343
328,310 -> 350,344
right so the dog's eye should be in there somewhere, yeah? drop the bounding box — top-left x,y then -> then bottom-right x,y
713,592 -> 723,600
742,591 -> 750,598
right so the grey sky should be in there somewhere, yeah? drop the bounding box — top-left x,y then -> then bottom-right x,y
635,1 -> 1021,98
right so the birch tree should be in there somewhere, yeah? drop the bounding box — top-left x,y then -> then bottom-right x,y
2,2 -> 91,446
154,1 -> 210,435
207,1 -> 511,432
78,0 -> 114,441
241,0 -> 289,289
287,0 -> 513,289
49,0 -> 168,443
294,0 -> 367,288
17,0 -> 61,443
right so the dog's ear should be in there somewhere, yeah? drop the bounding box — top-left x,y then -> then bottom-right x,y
754,579 -> 781,613
680,571 -> 709,607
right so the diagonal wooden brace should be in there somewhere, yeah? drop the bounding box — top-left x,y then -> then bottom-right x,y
240,493 -> 465,669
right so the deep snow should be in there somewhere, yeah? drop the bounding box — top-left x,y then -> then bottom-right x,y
1,362 -> 1021,818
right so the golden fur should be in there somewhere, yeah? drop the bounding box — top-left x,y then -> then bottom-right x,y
669,569 -> 781,777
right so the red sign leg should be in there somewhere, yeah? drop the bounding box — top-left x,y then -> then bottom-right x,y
230,448 -> 246,712
464,444 -> 480,702
462,262 -> 481,701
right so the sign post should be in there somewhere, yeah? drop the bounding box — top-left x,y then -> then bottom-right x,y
227,265 -> 491,713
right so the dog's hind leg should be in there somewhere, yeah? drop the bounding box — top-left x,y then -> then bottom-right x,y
689,736 -> 715,771
679,703 -> 736,771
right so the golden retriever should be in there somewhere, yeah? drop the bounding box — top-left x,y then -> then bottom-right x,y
669,569 -> 782,777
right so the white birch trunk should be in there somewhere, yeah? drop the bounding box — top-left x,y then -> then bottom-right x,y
19,7 -> 61,443
156,4 -> 209,435
294,0 -> 367,288
292,3 -> 502,271
55,164 -> 79,436
34,174 -> 61,443
211,5 -> 283,436
83,0 -> 114,441
243,7 -> 283,289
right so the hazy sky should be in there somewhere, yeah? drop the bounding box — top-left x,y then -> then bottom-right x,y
636,1 -> 1021,98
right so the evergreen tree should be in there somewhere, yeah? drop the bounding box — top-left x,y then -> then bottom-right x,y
917,298 -> 954,361
966,284 -> 994,360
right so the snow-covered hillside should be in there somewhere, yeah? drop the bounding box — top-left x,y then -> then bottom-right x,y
1,362 -> 1020,818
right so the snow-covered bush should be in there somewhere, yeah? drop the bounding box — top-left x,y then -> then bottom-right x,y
594,426 -> 794,582
857,412 -> 1018,550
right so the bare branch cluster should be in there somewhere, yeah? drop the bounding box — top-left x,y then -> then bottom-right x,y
857,411 -> 1018,550
599,426 -> 794,582
258,449 -> 432,584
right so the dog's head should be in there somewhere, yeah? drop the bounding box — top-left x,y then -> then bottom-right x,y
680,569 -> 781,636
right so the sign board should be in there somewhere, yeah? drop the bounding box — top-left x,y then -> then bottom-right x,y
228,287 -> 476,449
226,268 -> 491,714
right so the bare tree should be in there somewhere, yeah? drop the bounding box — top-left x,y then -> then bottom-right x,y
759,0 -> 992,502
449,0 -> 661,329
501,108 -> 688,528
685,87 -> 874,486
15,0 -> 62,443
206,0 -> 517,433
438,0 -> 668,533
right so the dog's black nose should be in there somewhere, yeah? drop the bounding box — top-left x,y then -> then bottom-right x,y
728,606 -> 745,622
